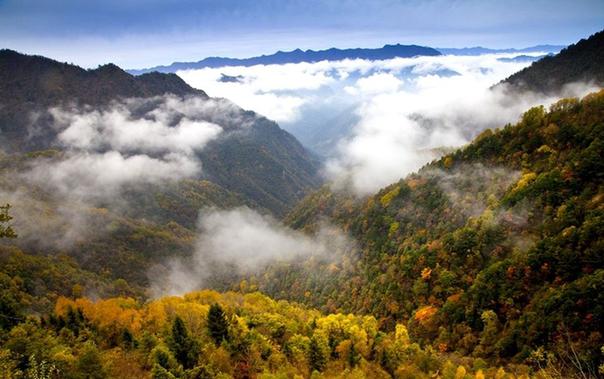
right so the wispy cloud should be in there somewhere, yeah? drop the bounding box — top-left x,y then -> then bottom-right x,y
151,207 -> 355,296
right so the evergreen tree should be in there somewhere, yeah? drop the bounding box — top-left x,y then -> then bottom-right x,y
151,364 -> 177,379
348,341 -> 360,368
207,303 -> 229,346
169,316 -> 199,369
0,273 -> 22,331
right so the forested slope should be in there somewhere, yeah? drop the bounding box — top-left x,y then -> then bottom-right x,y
250,90 -> 604,373
1,48 -> 604,379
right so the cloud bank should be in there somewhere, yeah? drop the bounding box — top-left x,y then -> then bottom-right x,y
151,207 -> 355,296
178,53 -> 599,195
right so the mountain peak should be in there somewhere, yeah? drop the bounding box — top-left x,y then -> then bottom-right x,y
94,63 -> 123,72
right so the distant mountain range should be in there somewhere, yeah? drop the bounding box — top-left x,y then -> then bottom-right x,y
437,45 -> 564,56
127,44 -> 441,74
499,30 -> 604,93
128,44 -> 565,75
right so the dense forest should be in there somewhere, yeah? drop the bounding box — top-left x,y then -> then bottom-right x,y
242,90 -> 604,376
2,288 -> 547,379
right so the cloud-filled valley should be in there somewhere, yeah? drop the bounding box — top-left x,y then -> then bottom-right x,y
177,53 -> 598,195
5,50 -> 596,284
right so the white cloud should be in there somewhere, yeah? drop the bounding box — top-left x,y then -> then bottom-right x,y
26,151 -> 201,200
23,95 -> 233,202
326,76 -> 596,194
152,207 -> 355,295
355,72 -> 402,94
177,62 -> 337,122
53,105 -> 222,155
175,53 -> 599,196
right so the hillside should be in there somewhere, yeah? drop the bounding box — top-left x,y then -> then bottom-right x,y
2,41 -> 604,379
0,50 -> 321,215
128,44 -> 441,74
0,49 -> 204,105
247,90 -> 604,374
0,51 -> 321,291
500,29 -> 604,93
1,288 -> 544,378
3,85 -> 603,378
0,49 -> 203,151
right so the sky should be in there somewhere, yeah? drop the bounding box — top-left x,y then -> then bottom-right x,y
0,0 -> 603,68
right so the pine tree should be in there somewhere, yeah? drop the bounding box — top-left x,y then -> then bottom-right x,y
151,364 -> 177,379
169,316 -> 199,369
207,303 -> 229,346
348,341 -> 360,368
121,328 -> 134,349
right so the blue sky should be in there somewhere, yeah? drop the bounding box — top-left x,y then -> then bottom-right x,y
1,0 -> 602,68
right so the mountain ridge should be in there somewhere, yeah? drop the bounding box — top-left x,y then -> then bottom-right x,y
0,49 -> 205,105
253,89 -> 604,371
438,44 -> 564,56
127,44 -> 442,74
498,29 -> 604,93
128,43 -> 566,75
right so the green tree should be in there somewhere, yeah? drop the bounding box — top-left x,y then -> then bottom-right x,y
169,316 -> 199,369
120,328 -> 134,349
348,341 -> 360,368
475,310 -> 500,357
151,364 -> 177,379
0,273 -> 23,330
207,304 -> 229,346
76,342 -> 106,379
